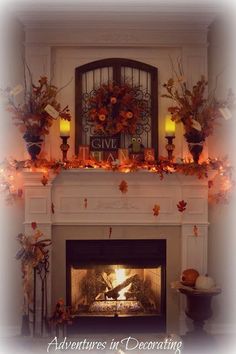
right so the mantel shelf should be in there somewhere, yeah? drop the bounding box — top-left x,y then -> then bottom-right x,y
22,168 -> 208,187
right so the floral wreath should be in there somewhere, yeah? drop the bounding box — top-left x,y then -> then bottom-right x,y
87,82 -> 148,136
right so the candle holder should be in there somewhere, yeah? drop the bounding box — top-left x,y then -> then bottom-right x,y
60,136 -> 70,162
165,136 -> 175,161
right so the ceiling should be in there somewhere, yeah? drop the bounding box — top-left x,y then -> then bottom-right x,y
2,0 -> 231,30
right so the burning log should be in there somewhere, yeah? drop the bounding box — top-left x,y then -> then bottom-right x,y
105,274 -> 138,300
101,271 -> 113,290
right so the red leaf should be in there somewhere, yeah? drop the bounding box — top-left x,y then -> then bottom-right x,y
177,200 -> 187,212
119,180 -> 128,194
208,180 -> 214,189
31,222 -> 37,230
193,225 -> 199,237
41,175 -> 48,186
17,188 -> 23,198
153,204 -> 160,216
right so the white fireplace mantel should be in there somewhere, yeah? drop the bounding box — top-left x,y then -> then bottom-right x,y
23,169 -> 208,275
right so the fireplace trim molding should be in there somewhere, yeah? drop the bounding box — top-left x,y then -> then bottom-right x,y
23,169 -> 208,272
23,169 -> 208,333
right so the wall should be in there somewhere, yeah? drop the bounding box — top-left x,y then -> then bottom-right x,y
0,14 -> 25,335
25,26 -> 208,161
207,17 -> 236,334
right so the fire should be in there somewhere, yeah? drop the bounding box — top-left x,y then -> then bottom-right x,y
113,268 -> 131,300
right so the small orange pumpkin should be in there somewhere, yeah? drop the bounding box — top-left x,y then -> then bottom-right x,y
181,268 -> 199,287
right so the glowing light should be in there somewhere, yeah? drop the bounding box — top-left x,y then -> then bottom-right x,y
60,118 -> 71,137
113,268 -> 131,300
165,114 -> 175,137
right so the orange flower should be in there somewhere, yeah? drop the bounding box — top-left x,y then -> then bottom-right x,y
98,107 -> 107,121
110,96 -> 117,104
126,111 -> 133,119
98,114 -> 106,122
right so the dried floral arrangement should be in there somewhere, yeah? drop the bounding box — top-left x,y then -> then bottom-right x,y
162,60 -> 234,143
50,298 -> 72,327
16,222 -> 51,311
87,82 -> 148,136
1,74 -> 71,142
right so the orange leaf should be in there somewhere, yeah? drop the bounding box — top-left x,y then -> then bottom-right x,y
31,222 -> 37,230
153,204 -> 160,216
119,180 -> 128,194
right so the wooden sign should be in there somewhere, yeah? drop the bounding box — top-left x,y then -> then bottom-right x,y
129,153 -> 144,162
90,151 -> 103,162
104,150 -> 118,162
90,136 -> 120,151
78,145 -> 90,160
144,148 -> 155,162
118,148 -> 129,164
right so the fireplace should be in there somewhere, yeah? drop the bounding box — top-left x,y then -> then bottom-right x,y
23,170 -> 208,334
66,240 -> 166,331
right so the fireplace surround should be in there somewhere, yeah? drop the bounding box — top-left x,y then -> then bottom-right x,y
23,169 -> 208,334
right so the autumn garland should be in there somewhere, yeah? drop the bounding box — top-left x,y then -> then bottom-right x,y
0,156 -> 233,204
88,82 -> 148,136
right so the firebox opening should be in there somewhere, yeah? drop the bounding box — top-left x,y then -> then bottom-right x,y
66,239 -> 166,331
71,264 -> 162,317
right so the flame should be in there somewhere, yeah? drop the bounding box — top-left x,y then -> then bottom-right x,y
114,268 -> 131,300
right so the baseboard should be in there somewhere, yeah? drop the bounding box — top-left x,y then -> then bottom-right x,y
206,323 -> 236,335
0,326 -> 20,338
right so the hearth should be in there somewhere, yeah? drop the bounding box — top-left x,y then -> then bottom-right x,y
66,240 -> 166,332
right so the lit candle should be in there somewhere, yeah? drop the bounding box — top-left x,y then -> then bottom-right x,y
165,114 -> 175,137
60,118 -> 71,137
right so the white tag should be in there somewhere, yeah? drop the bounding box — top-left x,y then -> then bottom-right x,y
44,104 -> 59,119
10,84 -> 23,96
219,107 -> 232,120
191,119 -> 202,131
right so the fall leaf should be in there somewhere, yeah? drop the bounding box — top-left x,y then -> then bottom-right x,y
193,225 -> 199,237
153,204 -> 160,216
177,200 -> 187,212
31,222 -> 37,230
41,174 -> 48,186
208,180 -> 214,189
119,180 -> 128,194
17,188 -> 23,198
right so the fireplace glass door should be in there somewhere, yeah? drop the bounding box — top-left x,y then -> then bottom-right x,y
66,240 -> 166,320
71,264 -> 162,317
